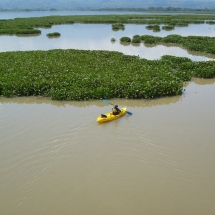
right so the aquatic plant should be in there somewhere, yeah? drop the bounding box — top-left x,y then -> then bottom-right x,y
0,49 -> 214,101
1,14 -> 215,36
121,34 -> 215,55
120,37 -> 131,42
162,25 -> 175,31
140,35 -> 162,44
132,35 -> 141,43
112,23 -> 125,30
0,49 -> 182,100
1,14 -> 215,101
146,24 -> 160,31
206,21 -> 215,24
46,32 -> 61,37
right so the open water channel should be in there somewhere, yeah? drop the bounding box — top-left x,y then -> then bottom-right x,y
0,11 -> 215,215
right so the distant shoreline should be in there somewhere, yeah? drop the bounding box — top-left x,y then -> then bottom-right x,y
1,7 -> 215,14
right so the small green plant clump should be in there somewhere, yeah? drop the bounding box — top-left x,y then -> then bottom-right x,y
132,35 -> 141,43
175,22 -> 189,27
162,25 -> 175,31
46,32 -> 61,37
120,37 -> 131,42
112,23 -> 125,30
206,21 -> 215,24
146,24 -> 161,32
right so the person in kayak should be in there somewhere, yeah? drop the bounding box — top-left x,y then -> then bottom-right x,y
112,104 -> 121,115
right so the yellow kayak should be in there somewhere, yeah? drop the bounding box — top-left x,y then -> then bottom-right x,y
97,107 -> 127,123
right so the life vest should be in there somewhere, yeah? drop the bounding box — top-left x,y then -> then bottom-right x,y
112,108 -> 118,115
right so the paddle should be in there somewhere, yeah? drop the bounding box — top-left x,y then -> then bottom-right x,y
103,99 -> 132,115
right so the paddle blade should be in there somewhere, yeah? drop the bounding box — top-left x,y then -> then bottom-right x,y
126,111 -> 132,115
103,99 -> 113,105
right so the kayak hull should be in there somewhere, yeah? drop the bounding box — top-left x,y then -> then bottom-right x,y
97,108 -> 127,123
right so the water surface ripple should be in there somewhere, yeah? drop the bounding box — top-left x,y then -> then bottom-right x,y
1,78 -> 215,215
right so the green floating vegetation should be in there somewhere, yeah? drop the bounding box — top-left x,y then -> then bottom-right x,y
162,25 -> 175,31
206,21 -> 215,24
175,22 -> 189,27
46,32 -> 61,37
112,23 -> 125,31
132,35 -> 141,43
0,49 -> 214,101
0,14 -> 215,36
120,34 -> 215,55
146,24 -> 161,32
120,37 -> 131,42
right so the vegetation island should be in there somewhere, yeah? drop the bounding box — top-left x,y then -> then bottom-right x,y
0,13 -> 215,101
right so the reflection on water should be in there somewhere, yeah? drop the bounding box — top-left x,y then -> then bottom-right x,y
1,78 -> 214,108
1,78 -> 215,215
192,77 -> 215,85
0,93 -> 181,108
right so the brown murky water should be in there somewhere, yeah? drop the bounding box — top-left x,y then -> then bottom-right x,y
1,78 -> 215,215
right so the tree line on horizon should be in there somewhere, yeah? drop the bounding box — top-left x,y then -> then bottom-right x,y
1,7 -> 215,13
